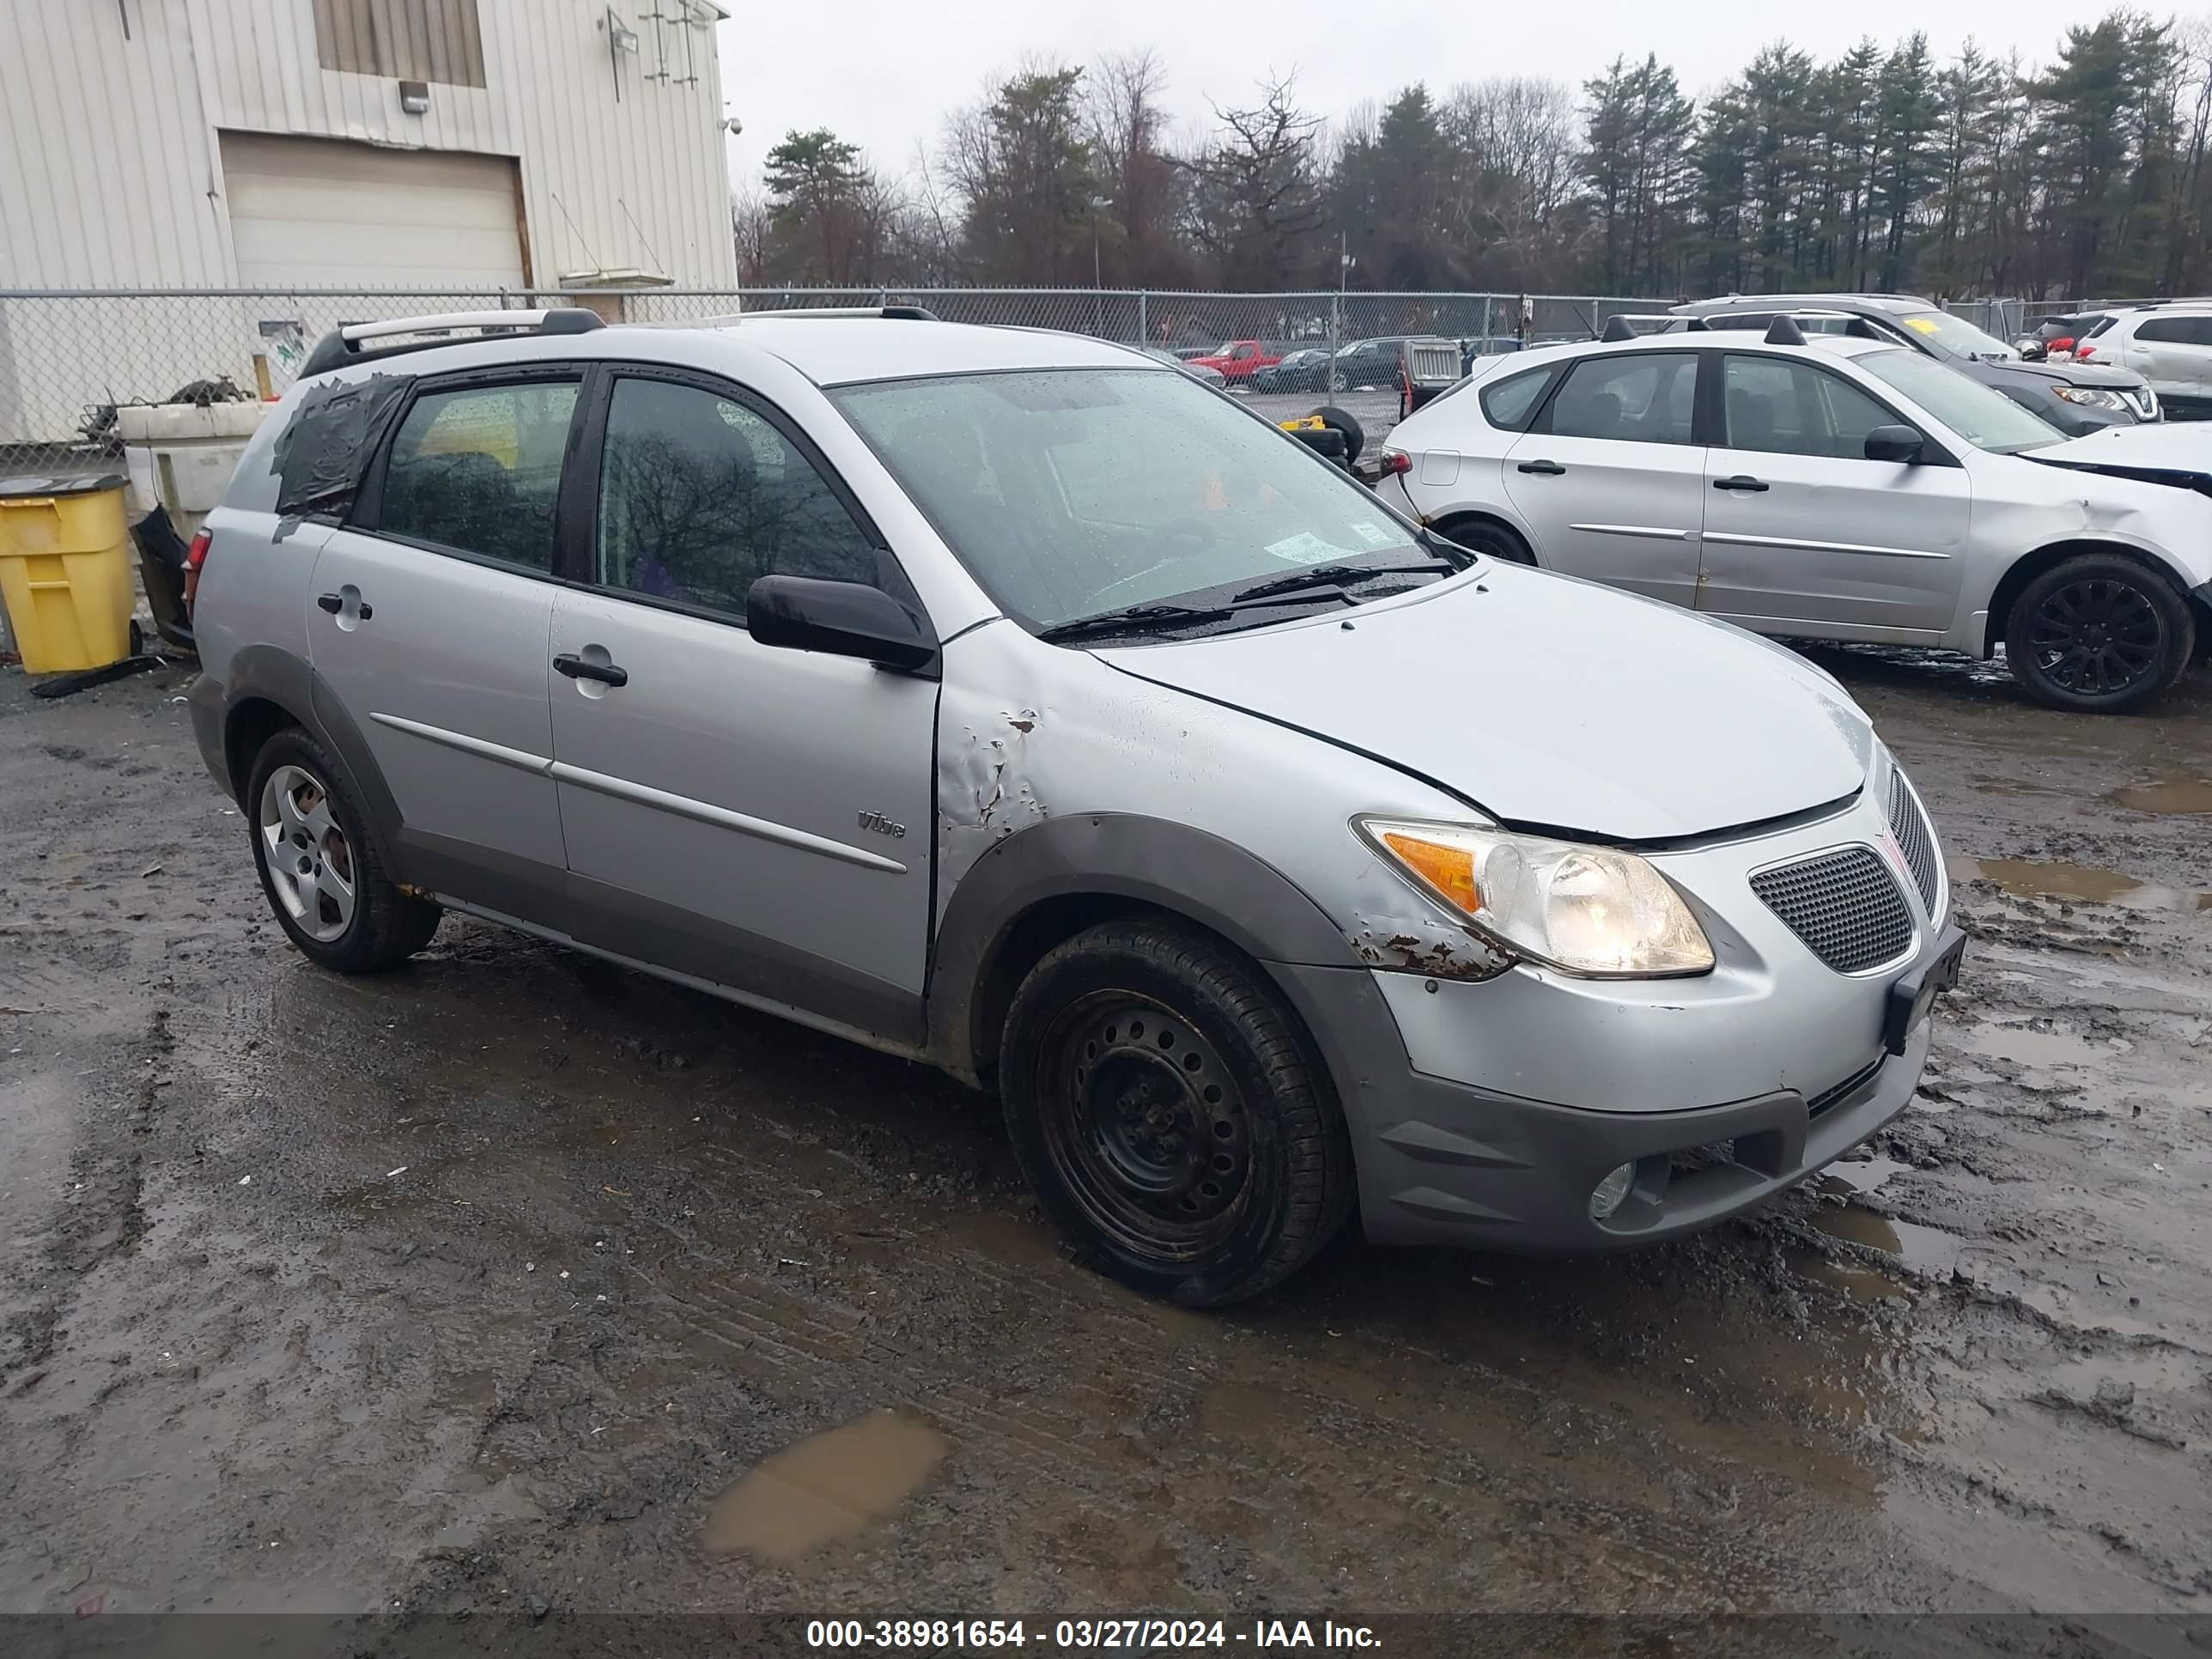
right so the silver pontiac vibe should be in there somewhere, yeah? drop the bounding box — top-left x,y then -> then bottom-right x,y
187,307 -> 1963,1305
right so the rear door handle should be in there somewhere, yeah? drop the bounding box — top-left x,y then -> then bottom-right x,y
553,653 -> 629,688
1712,475 -> 1769,492
1516,459 -> 1565,476
317,592 -> 372,618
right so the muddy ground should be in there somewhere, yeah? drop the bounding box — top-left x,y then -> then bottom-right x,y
1,642 -> 2208,1631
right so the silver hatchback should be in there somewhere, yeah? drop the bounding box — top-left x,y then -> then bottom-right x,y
188,307 -> 1962,1305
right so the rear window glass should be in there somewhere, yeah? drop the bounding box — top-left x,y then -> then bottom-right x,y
1479,367 -> 1553,430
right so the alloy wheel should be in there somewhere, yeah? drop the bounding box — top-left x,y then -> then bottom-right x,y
2025,577 -> 2164,697
258,763 -> 357,942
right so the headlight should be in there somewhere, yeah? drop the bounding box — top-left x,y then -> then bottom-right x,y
2052,386 -> 2126,410
1355,818 -> 1715,978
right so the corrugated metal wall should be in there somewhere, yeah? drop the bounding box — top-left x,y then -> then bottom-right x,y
0,0 -> 738,289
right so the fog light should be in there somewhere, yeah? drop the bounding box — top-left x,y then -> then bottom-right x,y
1589,1162 -> 1636,1221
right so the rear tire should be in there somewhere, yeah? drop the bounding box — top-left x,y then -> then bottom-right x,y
246,727 -> 441,973
1000,920 -> 1354,1307
2002,552 -> 2194,714
1430,514 -> 1536,567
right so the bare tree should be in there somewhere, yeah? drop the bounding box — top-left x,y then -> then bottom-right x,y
1177,76 -> 1328,287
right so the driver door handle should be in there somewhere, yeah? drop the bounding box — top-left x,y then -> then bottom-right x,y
317,592 -> 372,619
1516,459 -> 1566,476
1713,475 -> 1769,492
554,653 -> 629,688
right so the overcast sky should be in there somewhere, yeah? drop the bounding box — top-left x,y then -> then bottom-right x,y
714,0 -> 2116,190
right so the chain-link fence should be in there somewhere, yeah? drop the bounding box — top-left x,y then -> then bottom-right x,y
0,286 -> 1694,473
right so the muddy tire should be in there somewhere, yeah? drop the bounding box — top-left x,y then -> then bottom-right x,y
1431,514 -> 1535,567
246,727 -> 441,974
2003,553 -> 2196,714
1000,920 -> 1354,1307
1308,404 -> 1365,465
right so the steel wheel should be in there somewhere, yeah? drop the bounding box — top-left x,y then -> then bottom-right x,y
258,763 -> 357,943
2025,576 -> 2164,696
1036,990 -> 1255,1264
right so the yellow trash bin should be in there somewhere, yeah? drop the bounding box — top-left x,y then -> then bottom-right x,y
0,471 -> 134,674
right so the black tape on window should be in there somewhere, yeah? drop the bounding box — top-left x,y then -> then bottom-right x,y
271,373 -> 412,519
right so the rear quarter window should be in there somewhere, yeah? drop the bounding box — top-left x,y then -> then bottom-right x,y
1479,366 -> 1555,431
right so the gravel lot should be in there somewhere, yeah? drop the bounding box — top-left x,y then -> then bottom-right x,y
2,631 -> 2208,1626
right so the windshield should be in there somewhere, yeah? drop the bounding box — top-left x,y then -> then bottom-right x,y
832,368 -> 1431,630
1895,310 -> 2016,362
1856,349 -> 2063,453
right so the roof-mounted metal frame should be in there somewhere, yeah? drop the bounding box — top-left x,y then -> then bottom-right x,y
299,308 -> 605,378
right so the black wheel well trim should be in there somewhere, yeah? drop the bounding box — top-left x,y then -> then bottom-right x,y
216,645 -> 409,881
1428,510 -> 1534,562
1982,540 -> 2199,658
925,813 -> 1365,1086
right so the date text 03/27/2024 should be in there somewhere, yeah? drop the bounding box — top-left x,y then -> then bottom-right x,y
804,1620 -> 1382,1650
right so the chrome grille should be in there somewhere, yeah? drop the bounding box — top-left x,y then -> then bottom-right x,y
2124,387 -> 2158,420
1886,769 -> 1941,915
1750,847 -> 1915,974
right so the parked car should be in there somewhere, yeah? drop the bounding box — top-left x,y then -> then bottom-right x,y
1330,337 -> 1411,390
2016,312 -> 2116,362
1375,321 -> 2212,714
1140,346 -> 1227,387
1249,348 -> 1332,393
2067,304 -> 2212,419
1672,294 -> 2159,436
187,306 -> 1964,1305
1184,339 -> 1282,385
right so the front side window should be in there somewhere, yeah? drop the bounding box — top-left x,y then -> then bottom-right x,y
378,380 -> 579,569
594,377 -> 877,616
831,368 -> 1426,630
1544,352 -> 1697,444
1856,348 -> 2061,453
1721,355 -> 1899,459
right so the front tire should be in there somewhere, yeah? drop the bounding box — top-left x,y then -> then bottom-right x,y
1000,921 -> 1354,1307
2003,553 -> 2195,714
1430,514 -> 1535,566
246,728 -> 441,973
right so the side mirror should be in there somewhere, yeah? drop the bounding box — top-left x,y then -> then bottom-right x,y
1864,424 -> 1924,465
746,574 -> 938,673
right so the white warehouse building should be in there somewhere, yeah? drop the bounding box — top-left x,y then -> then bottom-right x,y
0,0 -> 737,447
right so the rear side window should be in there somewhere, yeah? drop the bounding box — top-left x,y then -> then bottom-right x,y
1479,366 -> 1553,430
2130,315 -> 2212,345
1543,352 -> 1698,445
593,376 -> 878,617
377,380 -> 579,569
2085,316 -> 2118,337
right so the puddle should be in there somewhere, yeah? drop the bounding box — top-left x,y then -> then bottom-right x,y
1948,855 -> 2212,913
702,1411 -> 948,1562
2108,775 -> 2212,816
1811,1206 -> 1966,1276
1793,1252 -> 1902,1304
1819,1155 -> 1911,1197
1954,1022 -> 2107,1069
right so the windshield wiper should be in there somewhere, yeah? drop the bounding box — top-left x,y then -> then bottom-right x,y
1036,602 -> 1232,643
1230,560 -> 1459,605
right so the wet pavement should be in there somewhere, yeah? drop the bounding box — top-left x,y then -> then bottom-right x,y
1,643 -> 2209,1623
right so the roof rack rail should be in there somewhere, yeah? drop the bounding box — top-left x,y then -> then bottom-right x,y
738,305 -> 940,322
299,307 -> 604,377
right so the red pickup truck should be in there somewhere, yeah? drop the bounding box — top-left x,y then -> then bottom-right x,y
1186,340 -> 1282,382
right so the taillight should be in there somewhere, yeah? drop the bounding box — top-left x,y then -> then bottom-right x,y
2073,343 -> 2095,362
1376,448 -> 1413,476
184,526 -> 212,611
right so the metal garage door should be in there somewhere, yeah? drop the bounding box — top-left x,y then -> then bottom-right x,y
220,132 -> 526,288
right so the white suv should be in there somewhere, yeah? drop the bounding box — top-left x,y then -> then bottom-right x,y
2075,304 -> 2212,419
1376,322 -> 2212,713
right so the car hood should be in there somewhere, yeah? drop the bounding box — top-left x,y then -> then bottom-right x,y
2028,424 -> 2212,492
1996,358 -> 2146,389
1097,567 -> 1875,842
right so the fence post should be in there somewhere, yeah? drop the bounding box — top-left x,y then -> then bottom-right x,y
1479,294 -> 1491,352
1138,290 -> 1148,347
1328,291 -> 1341,395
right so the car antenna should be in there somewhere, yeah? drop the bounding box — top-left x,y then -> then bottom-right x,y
1764,315 -> 1808,346
1600,315 -> 1638,343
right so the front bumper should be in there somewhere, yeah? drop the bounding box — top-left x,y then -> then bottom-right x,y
1267,770 -> 1957,1252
